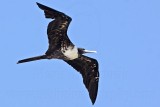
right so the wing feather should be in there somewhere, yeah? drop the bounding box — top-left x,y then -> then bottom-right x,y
36,2 -> 73,54
37,2 -> 72,32
64,55 -> 99,104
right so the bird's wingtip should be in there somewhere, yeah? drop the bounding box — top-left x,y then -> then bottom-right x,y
36,2 -> 39,5
36,2 -> 41,6
36,2 -> 43,7
92,101 -> 95,105
91,96 -> 96,105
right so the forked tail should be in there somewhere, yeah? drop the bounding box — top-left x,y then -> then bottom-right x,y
17,55 -> 47,64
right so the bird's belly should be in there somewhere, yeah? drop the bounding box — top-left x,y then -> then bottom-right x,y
62,46 -> 78,60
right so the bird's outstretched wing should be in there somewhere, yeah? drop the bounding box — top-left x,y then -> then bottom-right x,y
64,55 -> 99,104
36,3 -> 73,55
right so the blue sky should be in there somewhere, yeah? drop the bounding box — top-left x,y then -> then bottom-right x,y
0,0 -> 160,107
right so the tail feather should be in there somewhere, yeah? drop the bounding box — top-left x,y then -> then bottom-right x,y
17,55 -> 47,64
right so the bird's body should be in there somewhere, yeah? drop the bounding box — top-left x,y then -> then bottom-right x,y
17,2 -> 99,104
62,46 -> 78,60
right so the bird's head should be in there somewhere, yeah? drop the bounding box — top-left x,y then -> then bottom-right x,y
78,48 -> 97,54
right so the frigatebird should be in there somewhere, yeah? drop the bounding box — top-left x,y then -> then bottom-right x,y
17,2 -> 99,104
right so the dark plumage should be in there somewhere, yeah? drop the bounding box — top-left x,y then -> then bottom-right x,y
17,2 -> 99,104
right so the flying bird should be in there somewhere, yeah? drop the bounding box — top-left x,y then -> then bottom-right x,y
17,2 -> 99,104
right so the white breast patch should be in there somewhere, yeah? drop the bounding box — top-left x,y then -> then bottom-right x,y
62,46 -> 78,60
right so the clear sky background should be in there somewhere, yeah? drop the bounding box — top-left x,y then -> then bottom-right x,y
0,0 -> 160,107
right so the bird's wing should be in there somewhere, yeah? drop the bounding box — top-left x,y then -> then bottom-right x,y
36,3 -> 73,54
64,55 -> 99,104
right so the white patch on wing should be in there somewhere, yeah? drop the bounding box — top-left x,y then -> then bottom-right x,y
62,46 -> 78,60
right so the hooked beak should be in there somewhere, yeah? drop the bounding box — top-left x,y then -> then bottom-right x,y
78,48 -> 97,54
83,49 -> 97,53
